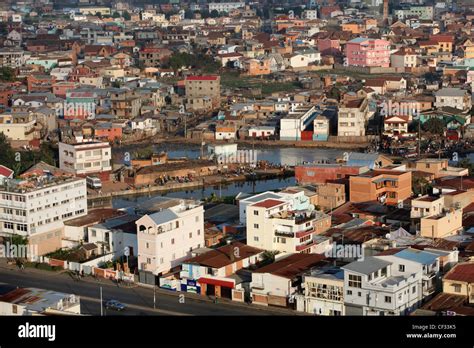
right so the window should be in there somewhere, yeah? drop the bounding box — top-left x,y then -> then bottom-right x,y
171,238 -> 175,245
399,265 -> 405,272
146,242 -> 149,249
358,292 -> 362,297
412,286 -> 416,294
91,230 -> 96,237
453,284 -> 462,293
348,274 -> 362,288
253,210 -> 259,215
195,216 -> 199,222
347,290 -> 352,295
384,296 -> 392,303
189,232 -> 192,238
253,223 -> 259,229
4,222 -> 13,230
253,236 -> 259,242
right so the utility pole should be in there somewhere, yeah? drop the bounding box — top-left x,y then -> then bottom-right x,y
184,114 -> 187,139
418,117 -> 421,158
100,286 -> 103,316
153,285 -> 156,309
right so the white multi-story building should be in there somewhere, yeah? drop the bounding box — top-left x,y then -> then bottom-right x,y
337,98 -> 369,137
342,248 -> 441,316
0,163 -> 87,255
246,198 -> 331,254
280,106 -> 317,141
136,200 -> 204,275
59,141 -> 112,181
302,9 -> 318,20
0,47 -> 26,68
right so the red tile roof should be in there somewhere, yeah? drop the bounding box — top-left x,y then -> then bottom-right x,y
0,165 -> 13,178
252,199 -> 286,209
444,263 -> 474,284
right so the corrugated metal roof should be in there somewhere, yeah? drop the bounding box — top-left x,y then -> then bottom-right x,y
395,248 -> 439,265
342,257 -> 391,275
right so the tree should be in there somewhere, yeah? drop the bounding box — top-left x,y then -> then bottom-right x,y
408,119 -> 420,133
112,12 -> 121,18
422,118 -> 444,135
327,87 -> 341,101
210,9 -> 219,18
0,22 -> 7,36
184,9 -> 194,19
123,11 -> 131,21
261,250 -> 279,265
0,67 -> 16,82
95,12 -> 102,19
0,133 -> 17,172
412,176 -> 432,196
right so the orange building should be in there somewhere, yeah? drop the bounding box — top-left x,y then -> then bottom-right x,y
349,169 -> 412,205
243,58 -> 271,76
341,23 -> 364,34
94,122 -> 122,142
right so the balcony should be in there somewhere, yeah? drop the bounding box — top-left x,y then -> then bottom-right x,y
0,213 -> 27,223
296,239 -> 317,252
295,227 -> 315,238
0,201 -> 27,209
275,231 -> 294,238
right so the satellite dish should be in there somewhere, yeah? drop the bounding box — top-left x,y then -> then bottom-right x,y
385,233 -> 391,239
308,204 -> 315,211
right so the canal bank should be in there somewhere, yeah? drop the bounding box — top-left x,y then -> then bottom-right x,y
88,169 -> 295,208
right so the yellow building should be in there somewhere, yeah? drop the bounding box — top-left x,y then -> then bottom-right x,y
420,208 -> 462,238
443,262 -> 474,301
0,113 -> 36,141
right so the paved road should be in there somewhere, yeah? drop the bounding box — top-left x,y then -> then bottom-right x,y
0,267 -> 299,316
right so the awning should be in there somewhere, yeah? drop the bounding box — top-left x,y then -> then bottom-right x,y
198,277 -> 235,289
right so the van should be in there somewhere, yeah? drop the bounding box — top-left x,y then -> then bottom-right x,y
86,176 -> 102,189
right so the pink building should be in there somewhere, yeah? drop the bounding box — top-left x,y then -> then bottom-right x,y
318,38 -> 341,55
345,38 -> 390,67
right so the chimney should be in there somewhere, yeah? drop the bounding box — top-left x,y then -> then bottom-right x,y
383,0 -> 389,24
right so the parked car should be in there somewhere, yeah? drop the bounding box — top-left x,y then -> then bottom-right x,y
104,299 -> 126,311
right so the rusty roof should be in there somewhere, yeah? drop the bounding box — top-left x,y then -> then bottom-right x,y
184,241 -> 263,269
444,262 -> 474,284
254,253 -> 326,279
